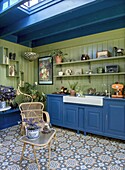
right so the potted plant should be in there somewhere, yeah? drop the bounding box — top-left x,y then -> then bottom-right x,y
68,82 -> 78,96
0,85 -> 16,109
24,118 -> 40,139
49,49 -> 67,63
14,82 -> 46,105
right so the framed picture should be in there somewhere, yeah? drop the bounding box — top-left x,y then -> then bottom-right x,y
38,56 -> 53,85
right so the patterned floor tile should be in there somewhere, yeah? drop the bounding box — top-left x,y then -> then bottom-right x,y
0,125 -> 125,170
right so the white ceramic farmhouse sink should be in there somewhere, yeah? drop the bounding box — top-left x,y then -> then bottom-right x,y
63,95 -> 104,106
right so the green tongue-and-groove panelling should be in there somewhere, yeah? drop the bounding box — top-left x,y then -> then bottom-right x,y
0,28 -> 125,94
0,39 -> 34,89
33,28 -> 125,95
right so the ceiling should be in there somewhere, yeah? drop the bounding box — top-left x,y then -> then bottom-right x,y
0,0 -> 125,48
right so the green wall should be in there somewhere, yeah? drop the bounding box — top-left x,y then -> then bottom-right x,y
0,28 -> 125,95
0,39 -> 35,89
33,28 -> 125,95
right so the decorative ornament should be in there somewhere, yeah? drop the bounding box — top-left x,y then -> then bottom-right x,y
23,52 -> 39,62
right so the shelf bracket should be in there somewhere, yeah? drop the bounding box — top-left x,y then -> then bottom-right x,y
59,77 -> 63,84
88,76 -> 91,83
88,61 -> 91,70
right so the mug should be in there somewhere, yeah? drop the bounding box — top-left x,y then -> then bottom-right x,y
58,71 -> 63,76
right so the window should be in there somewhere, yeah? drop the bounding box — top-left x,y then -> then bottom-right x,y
19,0 -> 63,14
2,1 -> 9,11
23,0 -> 39,8
1,0 -> 18,12
10,0 -> 18,6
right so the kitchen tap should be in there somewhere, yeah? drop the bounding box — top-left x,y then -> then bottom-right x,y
105,84 -> 111,97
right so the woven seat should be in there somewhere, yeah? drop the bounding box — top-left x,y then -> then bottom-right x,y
19,102 -> 50,135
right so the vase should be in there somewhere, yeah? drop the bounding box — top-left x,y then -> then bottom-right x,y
55,56 -> 62,63
70,90 -> 76,96
0,101 -> 6,109
26,128 -> 40,139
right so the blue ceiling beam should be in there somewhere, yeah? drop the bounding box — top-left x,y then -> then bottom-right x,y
0,0 -> 125,47
1,0 -> 124,39
0,0 -> 106,37
17,4 -> 125,43
1,34 -> 18,43
32,15 -> 125,47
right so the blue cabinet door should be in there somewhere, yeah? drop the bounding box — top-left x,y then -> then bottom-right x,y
0,108 -> 21,130
104,99 -> 125,140
47,95 -> 63,126
63,103 -> 78,130
85,107 -> 103,134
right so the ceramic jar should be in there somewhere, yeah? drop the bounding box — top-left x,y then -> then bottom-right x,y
0,101 -> 6,108
26,128 -> 40,139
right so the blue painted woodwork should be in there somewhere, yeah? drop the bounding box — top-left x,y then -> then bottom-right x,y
63,104 -> 103,134
85,107 -> 103,134
104,99 -> 125,140
0,0 -> 27,15
0,108 -> 21,130
78,107 -> 85,131
33,16 -> 125,47
63,104 -> 78,130
19,4 -> 125,44
47,94 -> 63,126
0,0 -> 125,47
47,94 -> 125,140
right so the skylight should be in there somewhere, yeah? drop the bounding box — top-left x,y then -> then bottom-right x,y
2,0 -> 18,11
0,0 -> 96,16
0,0 -> 63,15
22,0 -> 39,8
19,0 -> 63,14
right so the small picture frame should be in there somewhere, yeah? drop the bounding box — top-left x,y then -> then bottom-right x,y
38,56 -> 53,85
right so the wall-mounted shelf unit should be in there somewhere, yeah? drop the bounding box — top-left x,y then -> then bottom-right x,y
54,56 -> 125,82
0,46 -> 9,65
6,60 -> 19,77
54,72 -> 125,78
54,56 -> 125,66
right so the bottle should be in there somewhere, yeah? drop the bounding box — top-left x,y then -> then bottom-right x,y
5,56 -> 9,64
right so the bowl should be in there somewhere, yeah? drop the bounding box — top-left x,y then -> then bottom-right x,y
23,52 -> 39,61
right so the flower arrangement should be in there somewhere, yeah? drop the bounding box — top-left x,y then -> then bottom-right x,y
0,85 -> 16,108
0,85 -> 16,101
23,118 -> 41,139
23,118 -> 41,130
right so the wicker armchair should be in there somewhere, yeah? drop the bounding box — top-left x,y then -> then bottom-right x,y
19,102 -> 50,135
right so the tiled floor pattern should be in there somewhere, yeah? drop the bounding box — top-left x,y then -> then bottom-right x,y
0,125 -> 125,170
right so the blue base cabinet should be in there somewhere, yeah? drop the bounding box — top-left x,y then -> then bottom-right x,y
47,94 -> 125,140
104,99 -> 125,140
47,94 -> 63,126
0,108 -> 21,130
